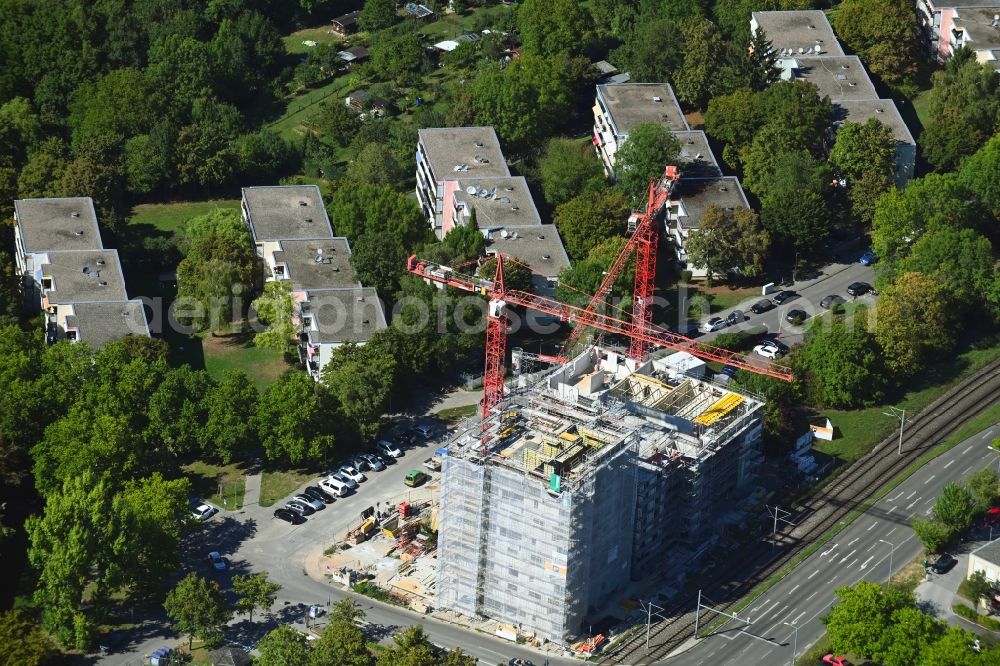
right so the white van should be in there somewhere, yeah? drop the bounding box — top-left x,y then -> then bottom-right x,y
320,476 -> 350,497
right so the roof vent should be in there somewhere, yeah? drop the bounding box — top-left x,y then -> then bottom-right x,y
841,63 -> 850,69
687,139 -> 695,144
652,96 -> 662,103
848,82 -> 856,87
798,47 -> 805,54
719,185 -> 728,192
71,211 -> 80,218
808,24 -> 816,29
332,266 -> 340,272
542,254 -> 551,260
504,186 -> 514,191
298,201 -> 308,206
356,296 -> 365,302
500,197 -> 510,204
96,259 -> 105,266
511,205 -> 519,211
500,229 -> 509,238
74,230 -> 84,236
362,319 -> 370,324
537,235 -> 545,240
315,255 -> 323,263
475,141 -> 484,147
82,266 -> 90,274
121,310 -> 129,317
875,107 -> 884,113
98,280 -> 108,286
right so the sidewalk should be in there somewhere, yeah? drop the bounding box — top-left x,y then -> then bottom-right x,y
243,471 -> 262,508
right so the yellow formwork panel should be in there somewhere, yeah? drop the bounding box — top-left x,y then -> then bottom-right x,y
693,393 -> 743,426
577,427 -> 609,448
559,431 -> 581,443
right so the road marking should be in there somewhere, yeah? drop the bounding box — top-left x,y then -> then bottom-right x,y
886,527 -> 898,536
821,545 -> 837,557
860,556 -> 874,569
906,491 -> 917,499
828,575 -> 839,584
962,465 -> 975,475
944,460 -> 955,469
966,446 -> 975,454
886,505 -> 898,515
808,569 -> 820,580
867,522 -> 877,531
866,543 -> 877,552
848,558 -> 858,567
908,512 -> 917,520
906,499 -> 919,510
840,549 -> 857,564
924,474 -> 936,484
848,537 -> 859,546
983,430 -> 996,440
888,490 -> 904,502
788,584 -> 800,595
805,591 -> 819,601
924,497 -> 935,505
791,611 -> 806,625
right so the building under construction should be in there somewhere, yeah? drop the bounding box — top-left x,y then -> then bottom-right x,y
435,347 -> 764,643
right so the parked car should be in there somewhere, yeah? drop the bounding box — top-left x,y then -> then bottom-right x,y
293,494 -> 325,511
846,281 -> 872,297
424,456 -> 442,471
377,440 -> 403,458
320,476 -> 350,497
415,422 -> 435,439
302,485 -> 335,504
339,464 -> 366,483
372,452 -> 395,467
99,631 -> 126,654
761,336 -> 790,355
753,343 -> 783,359
726,309 -> 745,326
750,299 -> 774,314
859,249 -> 878,265
274,508 -> 306,524
352,455 -> 374,472
404,470 -> 429,487
329,471 -> 358,490
191,502 -> 218,522
927,553 -> 957,574
700,316 -> 726,333
720,365 -> 739,378
820,294 -> 846,309
785,309 -> 807,325
360,453 -> 385,471
208,551 -> 226,571
771,290 -> 797,305
286,499 -> 316,516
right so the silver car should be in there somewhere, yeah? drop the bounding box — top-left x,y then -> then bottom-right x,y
293,494 -> 325,511
360,453 -> 385,471
330,470 -> 358,490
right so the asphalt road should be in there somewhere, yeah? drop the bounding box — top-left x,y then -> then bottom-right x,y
695,258 -> 877,348
96,423 -> 573,666
661,422 -> 1000,666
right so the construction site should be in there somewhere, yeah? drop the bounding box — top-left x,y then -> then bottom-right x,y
435,346 -> 766,645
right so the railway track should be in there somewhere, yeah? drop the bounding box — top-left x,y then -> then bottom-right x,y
601,358 -> 1000,665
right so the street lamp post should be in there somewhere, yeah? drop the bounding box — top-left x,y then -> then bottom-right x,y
782,622 -> 798,666
883,407 -> 905,455
878,538 -> 896,583
988,444 -> 1000,474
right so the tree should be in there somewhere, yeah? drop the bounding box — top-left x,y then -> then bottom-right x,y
478,255 -> 534,293
746,26 -> 780,91
376,625 -> 438,666
539,137 -> 606,206
59,135 -> 126,220
369,33 -> 426,86
833,0 -> 921,90
322,341 -> 397,444
254,371 -> 333,464
554,189 -> 630,260
316,101 -> 361,147
671,17 -> 742,109
797,317 -> 887,409
0,610 -> 54,666
965,571 -> 993,605
252,281 -> 296,350
440,223 -> 486,264
875,272 -> 954,378
517,0 -> 591,57
830,119 -> 896,226
614,123 -> 681,201
232,572 -> 281,624
146,366 -> 211,457
66,68 -> 161,148
761,189 -> 830,254
822,581 -> 912,660
871,173 -> 979,267
934,482 -> 976,533
204,370 -> 259,463
879,606 -> 944,666
329,599 -> 365,625
311,608 -> 371,666
966,468 -> 999,513
124,130 -> 173,194
922,55 -> 1000,171
703,87 -> 760,150
176,208 -> 255,333
958,133 -> 1000,218
346,143 -> 403,187
614,19 -> 684,84
359,0 -> 396,31
256,625 -> 313,666
898,227 -> 997,314
920,626 -> 987,666
328,183 -> 428,249
683,205 -> 770,280
912,517 -> 953,554
164,573 -> 231,650
470,55 -> 580,153
235,130 -> 298,184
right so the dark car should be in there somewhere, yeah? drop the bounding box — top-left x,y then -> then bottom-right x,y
285,500 -> 316,516
846,281 -> 872,297
302,485 -> 335,504
274,508 -> 306,524
761,336 -> 790,355
772,290 -> 798,305
725,309 -> 745,326
720,365 -> 740,378
750,299 -> 774,314
927,553 -> 957,574
785,309 -> 807,325
820,294 -> 846,309
99,631 -> 126,654
859,249 -> 878,265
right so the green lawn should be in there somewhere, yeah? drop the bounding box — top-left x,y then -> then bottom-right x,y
420,4 -> 514,40
814,340 -> 1000,463
260,468 -> 315,507
282,26 -> 346,54
128,199 -> 240,240
184,460 -> 247,510
912,89 -> 933,130
436,404 -> 478,423
201,333 -> 292,391
268,72 -> 361,141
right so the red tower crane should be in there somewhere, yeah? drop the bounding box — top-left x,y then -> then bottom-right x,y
406,254 -> 793,428
562,165 -> 681,360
